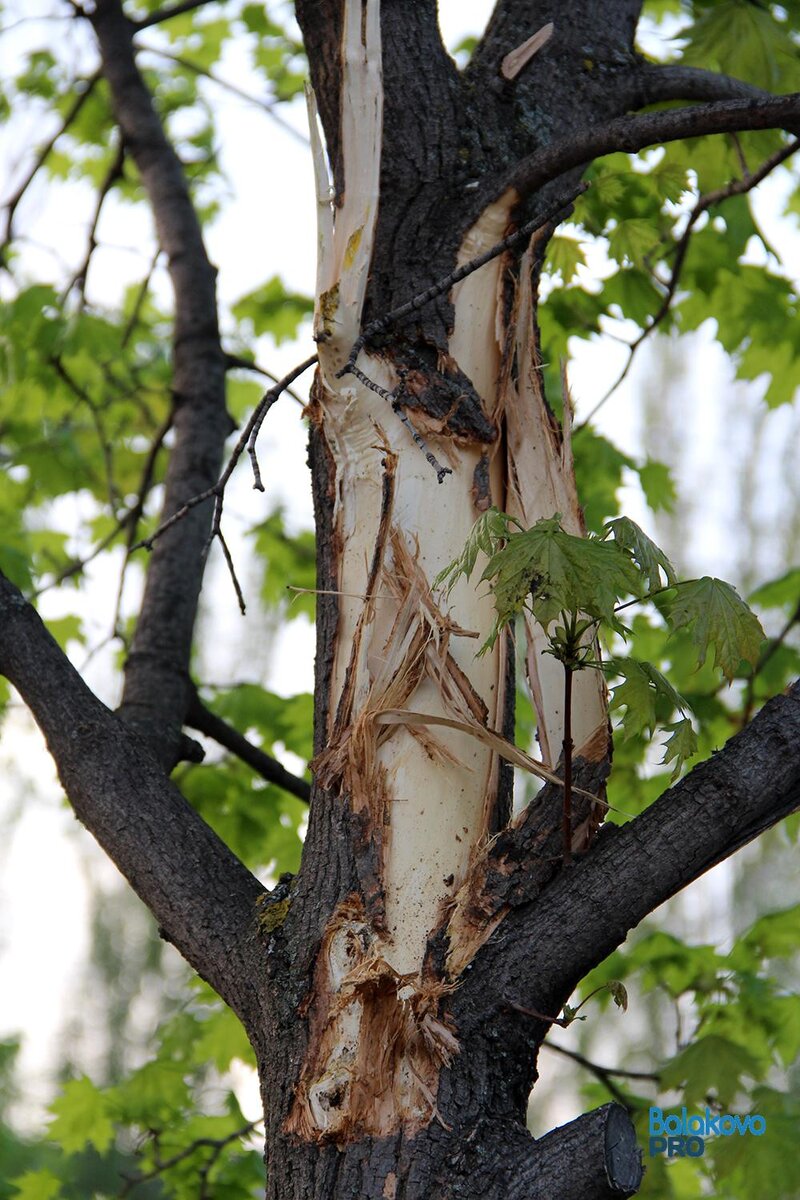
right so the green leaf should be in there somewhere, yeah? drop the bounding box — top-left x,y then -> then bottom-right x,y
545,235 -> 587,284
480,515 -> 641,642
749,568 -> 800,612
608,217 -> 662,266
603,516 -> 676,591
433,506 -> 518,595
194,1003 -> 254,1072
663,577 -> 765,681
250,508 -> 317,620
637,458 -> 676,514
48,1075 -> 115,1154
739,904 -> 800,961
661,717 -> 699,780
231,277 -> 313,345
9,1171 -> 62,1200
608,657 -> 687,740
659,1034 -> 762,1106
572,429 -> 634,531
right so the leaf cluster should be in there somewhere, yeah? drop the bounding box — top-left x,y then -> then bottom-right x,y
578,898 -> 800,1198
438,508 -> 764,777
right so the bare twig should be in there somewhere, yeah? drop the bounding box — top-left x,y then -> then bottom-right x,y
544,1039 -> 659,1083
110,411 -> 174,637
225,354 -> 306,405
543,1040 -> 658,1109
63,138 -> 126,303
134,354 -> 317,574
740,602 -> 800,728
186,687 -> 311,802
132,0 -> 218,30
50,355 -> 119,509
121,248 -> 162,349
337,180 -> 588,378
119,1119 -> 262,1196
1,72 -> 102,260
576,136 -> 800,431
136,42 -> 308,145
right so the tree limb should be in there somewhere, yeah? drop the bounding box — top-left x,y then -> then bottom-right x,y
132,0 -> 217,30
1,72 -> 101,262
90,0 -> 233,768
0,569 -> 267,1026
185,686 -> 311,803
632,62 -> 787,108
493,92 -> 800,207
576,135 -> 800,429
468,682 -> 800,1026
452,1105 -> 642,1200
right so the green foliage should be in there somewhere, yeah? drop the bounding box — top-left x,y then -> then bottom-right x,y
660,577 -> 765,682
576,898 -> 800,1196
232,277 -> 314,345
438,508 -> 763,776
1,4 -> 798,1199
9,1172 -> 61,1200
249,507 -> 316,620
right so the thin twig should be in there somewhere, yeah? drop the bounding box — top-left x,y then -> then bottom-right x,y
137,42 -> 308,145
63,138 -> 126,303
337,180 -> 589,379
1,72 -> 101,261
740,602 -> 800,728
111,412 -> 173,636
50,355 -> 119,509
119,1119 -> 262,1196
134,354 -> 317,566
225,354 -> 306,406
543,1040 -> 658,1109
576,137 -> 800,431
544,1039 -> 659,1082
121,248 -> 162,349
216,527 -> 247,614
133,0 -> 218,29
186,687 -> 311,802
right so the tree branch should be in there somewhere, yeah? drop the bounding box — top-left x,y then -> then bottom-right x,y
633,63 -> 785,108
0,569 -> 267,1025
90,0 -> 233,767
453,1105 -> 642,1200
62,136 -> 126,303
132,0 -> 217,30
495,92 -> 800,206
468,682 -> 800,1027
576,135 -> 800,429
1,72 -> 101,263
185,687 -> 311,803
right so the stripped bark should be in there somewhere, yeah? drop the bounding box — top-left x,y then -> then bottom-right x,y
90,0 -> 231,768
3,1 -> 800,1197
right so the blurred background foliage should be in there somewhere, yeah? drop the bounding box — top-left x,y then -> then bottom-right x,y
1,0 -> 799,1195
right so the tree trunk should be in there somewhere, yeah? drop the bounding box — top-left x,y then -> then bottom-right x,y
4,2 -> 800,1197
256,3 -> 635,1195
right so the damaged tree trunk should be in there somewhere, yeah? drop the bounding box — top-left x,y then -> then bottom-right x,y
261,2 -> 625,1194
5,2 -> 800,1198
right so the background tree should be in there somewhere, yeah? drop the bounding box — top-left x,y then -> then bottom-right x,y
2,1 -> 800,1197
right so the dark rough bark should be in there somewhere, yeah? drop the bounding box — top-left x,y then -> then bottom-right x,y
91,0 -> 232,769
0,572 -> 267,1028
